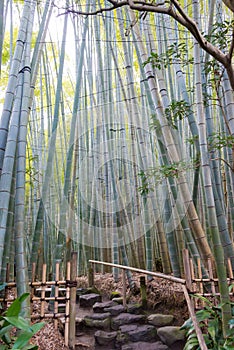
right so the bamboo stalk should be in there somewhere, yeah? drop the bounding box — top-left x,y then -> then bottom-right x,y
208,258 -> 216,297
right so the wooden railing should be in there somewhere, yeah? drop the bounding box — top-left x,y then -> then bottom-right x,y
89,258 -> 208,350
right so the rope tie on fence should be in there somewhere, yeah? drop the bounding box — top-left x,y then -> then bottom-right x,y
66,280 -> 77,288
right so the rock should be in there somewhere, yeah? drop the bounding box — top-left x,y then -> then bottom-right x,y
104,304 -> 125,316
157,326 -> 186,346
76,287 -> 100,303
94,330 -> 117,346
119,324 -> 138,334
127,303 -> 143,314
127,324 -> 157,342
79,293 -> 102,307
84,313 -> 111,329
121,341 -> 169,350
93,300 -> 116,313
111,313 -> 146,330
147,314 -> 174,327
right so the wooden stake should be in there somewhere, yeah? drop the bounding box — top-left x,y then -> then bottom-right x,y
140,276 -> 147,309
69,252 -> 77,349
182,249 -> 192,291
122,270 -> 127,309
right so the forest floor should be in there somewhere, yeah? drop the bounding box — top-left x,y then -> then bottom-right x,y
31,272 -> 189,350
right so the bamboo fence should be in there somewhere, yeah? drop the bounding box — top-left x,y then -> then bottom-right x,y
1,252 -> 78,348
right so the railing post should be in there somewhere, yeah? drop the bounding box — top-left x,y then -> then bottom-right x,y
182,249 -> 192,291
88,263 -> 94,287
140,276 -> 147,309
122,270 -> 127,308
69,252 -> 78,349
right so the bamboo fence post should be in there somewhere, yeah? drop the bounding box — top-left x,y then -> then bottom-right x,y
140,276 -> 147,309
69,252 -> 77,349
182,249 -> 192,291
122,269 -> 127,308
197,257 -> 204,308
65,261 -> 71,347
227,258 -> 233,278
54,262 -> 59,330
31,262 -> 36,297
40,264 -> 47,319
88,263 -> 94,287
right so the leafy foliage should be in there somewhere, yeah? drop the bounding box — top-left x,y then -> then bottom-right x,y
165,100 -> 192,129
0,293 -> 45,349
181,294 -> 234,349
143,42 -> 193,70
204,20 -> 234,51
208,132 -> 234,150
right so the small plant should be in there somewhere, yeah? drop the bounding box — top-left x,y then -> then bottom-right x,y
0,292 -> 45,349
181,294 -> 234,350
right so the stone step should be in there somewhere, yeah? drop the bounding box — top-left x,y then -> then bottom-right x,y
93,300 -> 117,313
111,313 -> 146,330
118,324 -> 157,343
121,341 -> 169,350
83,313 -> 111,330
79,293 -> 102,307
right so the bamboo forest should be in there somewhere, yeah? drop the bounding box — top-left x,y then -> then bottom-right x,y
1,0 -> 234,348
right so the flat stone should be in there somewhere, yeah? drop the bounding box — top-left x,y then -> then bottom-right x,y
121,341 -> 169,350
104,304 -> 125,316
94,330 -> 117,346
119,324 -> 138,333
127,303 -> 143,314
84,313 -> 110,329
93,300 -> 116,313
147,314 -> 174,327
157,326 -> 186,346
127,324 -> 157,342
111,313 -> 146,330
79,293 -> 102,307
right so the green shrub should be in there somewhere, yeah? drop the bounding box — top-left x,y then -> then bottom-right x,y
181,295 -> 234,350
0,292 -> 45,349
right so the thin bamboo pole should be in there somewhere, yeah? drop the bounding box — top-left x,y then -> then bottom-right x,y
89,260 -> 186,285
64,261 -> 70,347
182,285 -> 208,350
54,262 -> 59,329
40,264 -> 47,319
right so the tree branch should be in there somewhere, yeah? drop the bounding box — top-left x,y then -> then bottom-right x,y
64,0 -> 234,89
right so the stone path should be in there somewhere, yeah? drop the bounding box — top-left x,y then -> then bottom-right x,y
66,288 -> 186,350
